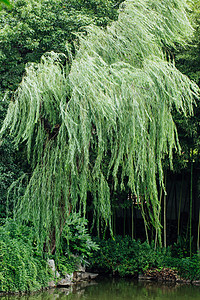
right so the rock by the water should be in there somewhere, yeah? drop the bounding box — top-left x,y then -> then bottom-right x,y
47,259 -> 98,288
48,280 -> 56,288
48,259 -> 60,278
88,273 -> 99,280
65,273 -> 73,281
77,263 -> 86,273
57,278 -> 72,287
139,267 -> 194,284
73,271 -> 98,281
141,268 -> 178,282
192,280 -> 200,285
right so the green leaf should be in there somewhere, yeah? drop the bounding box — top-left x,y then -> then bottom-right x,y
1,0 -> 11,6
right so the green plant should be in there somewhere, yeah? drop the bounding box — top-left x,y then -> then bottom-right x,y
56,255 -> 77,277
1,0 -> 198,251
160,254 -> 200,281
171,235 -> 194,258
89,236 -> 162,276
0,0 -> 122,225
0,0 -> 10,9
89,236 -> 200,281
0,0 -> 122,93
61,213 -> 99,264
177,256 -> 200,281
0,220 -> 51,292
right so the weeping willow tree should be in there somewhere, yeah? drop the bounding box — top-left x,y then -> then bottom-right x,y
0,0 -> 199,250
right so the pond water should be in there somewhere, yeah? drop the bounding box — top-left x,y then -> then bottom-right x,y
1,278 -> 200,300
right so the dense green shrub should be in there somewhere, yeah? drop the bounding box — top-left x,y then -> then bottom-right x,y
0,220 -> 51,292
55,256 -> 77,277
177,256 -> 200,281
0,216 -> 99,292
89,236 -> 161,276
171,235 -> 193,258
161,255 -> 200,281
59,213 -> 99,266
89,236 -> 200,281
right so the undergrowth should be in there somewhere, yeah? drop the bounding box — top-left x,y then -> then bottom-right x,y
0,220 -> 51,292
89,236 -> 200,281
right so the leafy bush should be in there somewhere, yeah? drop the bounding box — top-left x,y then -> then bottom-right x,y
161,255 -> 200,281
89,236 -> 200,281
177,256 -> 200,281
55,255 -> 77,277
0,215 -> 99,292
60,213 -> 99,265
0,220 -> 51,292
89,236 -> 162,276
171,235 -> 193,258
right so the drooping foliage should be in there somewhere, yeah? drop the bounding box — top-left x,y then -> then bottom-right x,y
0,0 -> 199,249
0,0 -> 123,221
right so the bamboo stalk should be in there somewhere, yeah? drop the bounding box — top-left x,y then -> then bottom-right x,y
144,220 -> 149,244
132,203 -> 134,240
177,173 -> 184,240
141,202 -> 149,244
114,207 -> 116,236
197,209 -> 200,256
190,147 -> 193,258
155,186 -> 163,250
164,174 -> 167,248
123,207 -> 126,237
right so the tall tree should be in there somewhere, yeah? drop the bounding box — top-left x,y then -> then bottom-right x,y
0,0 -> 199,250
0,0 -> 123,222
0,0 -> 123,93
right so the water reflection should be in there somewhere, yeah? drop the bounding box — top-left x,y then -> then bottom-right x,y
1,278 -> 200,300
